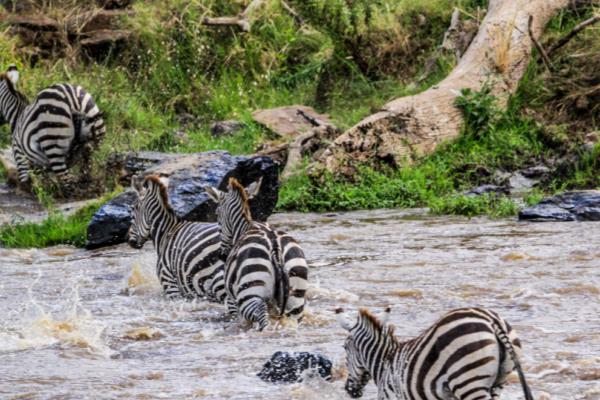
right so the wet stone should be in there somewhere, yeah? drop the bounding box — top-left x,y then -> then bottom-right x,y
86,151 -> 279,249
87,190 -> 137,249
257,351 -> 332,384
519,191 -> 600,222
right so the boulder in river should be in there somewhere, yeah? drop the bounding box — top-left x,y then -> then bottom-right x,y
257,351 -> 332,384
86,151 -> 279,249
518,191 -> 600,222
87,190 -> 138,249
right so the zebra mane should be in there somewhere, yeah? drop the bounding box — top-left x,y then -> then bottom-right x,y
228,177 -> 253,222
144,175 -> 173,212
359,308 -> 398,342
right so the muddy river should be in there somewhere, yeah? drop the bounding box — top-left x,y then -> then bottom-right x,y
0,209 -> 599,399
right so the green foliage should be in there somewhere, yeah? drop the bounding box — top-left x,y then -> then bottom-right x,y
0,192 -> 118,248
455,85 -> 498,138
429,194 -> 518,218
279,86 -> 546,217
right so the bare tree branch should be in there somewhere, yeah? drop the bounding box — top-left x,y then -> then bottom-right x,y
547,14 -> 600,55
202,0 -> 265,32
528,15 -> 553,72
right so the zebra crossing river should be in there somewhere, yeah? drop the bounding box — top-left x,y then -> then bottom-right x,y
0,209 -> 599,399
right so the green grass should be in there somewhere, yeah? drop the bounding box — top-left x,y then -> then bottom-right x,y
0,192 -> 118,248
278,86 -> 546,217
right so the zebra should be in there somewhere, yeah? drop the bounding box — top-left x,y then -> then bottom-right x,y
336,307 -> 534,400
205,177 -> 309,331
0,64 -> 106,184
128,175 -> 226,302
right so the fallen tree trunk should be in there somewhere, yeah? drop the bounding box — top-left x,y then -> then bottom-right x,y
317,0 -> 570,176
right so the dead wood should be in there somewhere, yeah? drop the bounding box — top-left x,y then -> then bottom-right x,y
317,0 -> 571,176
528,15 -> 553,71
202,0 -> 265,32
547,14 -> 600,55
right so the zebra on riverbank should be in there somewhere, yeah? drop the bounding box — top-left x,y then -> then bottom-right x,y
0,65 -> 105,183
337,307 -> 534,400
128,175 -> 226,302
205,177 -> 308,330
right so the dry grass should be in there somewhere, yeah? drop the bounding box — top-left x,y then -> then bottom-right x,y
491,14 -> 517,74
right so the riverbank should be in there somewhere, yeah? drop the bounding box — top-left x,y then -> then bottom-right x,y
0,1 -> 598,248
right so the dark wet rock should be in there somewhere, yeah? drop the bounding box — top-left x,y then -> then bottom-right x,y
519,191 -> 600,222
211,120 -> 245,137
257,351 -> 332,384
464,184 -> 509,196
86,151 -> 279,249
87,190 -> 138,249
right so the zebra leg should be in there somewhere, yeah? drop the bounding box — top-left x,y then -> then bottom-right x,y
238,296 -> 269,331
226,297 -> 238,315
490,384 -> 503,399
13,149 -> 31,184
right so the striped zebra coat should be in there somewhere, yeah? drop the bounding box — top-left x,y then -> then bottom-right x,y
337,307 -> 534,400
128,175 -> 226,302
0,65 -> 105,183
206,177 -> 309,331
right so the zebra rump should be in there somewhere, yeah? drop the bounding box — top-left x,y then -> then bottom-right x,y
337,307 -> 534,400
128,175 -> 226,302
206,177 -> 309,331
0,65 -> 106,183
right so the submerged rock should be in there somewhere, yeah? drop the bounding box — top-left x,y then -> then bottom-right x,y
519,191 -> 600,222
86,151 -> 279,249
87,190 -> 138,249
257,351 -> 332,384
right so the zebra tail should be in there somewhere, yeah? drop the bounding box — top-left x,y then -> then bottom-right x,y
273,258 -> 289,317
268,231 -> 289,317
492,322 -> 535,400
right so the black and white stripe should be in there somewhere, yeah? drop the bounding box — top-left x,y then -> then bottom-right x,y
128,175 -> 226,302
206,177 -> 309,331
337,307 -> 534,400
0,65 -> 105,183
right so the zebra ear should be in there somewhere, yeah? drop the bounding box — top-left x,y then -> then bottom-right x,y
205,186 -> 222,203
378,306 -> 392,325
335,308 -> 355,331
244,177 -> 262,199
131,175 -> 143,193
6,65 -> 19,85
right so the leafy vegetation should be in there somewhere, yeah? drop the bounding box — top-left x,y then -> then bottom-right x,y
0,193 -> 114,248
0,0 -> 599,248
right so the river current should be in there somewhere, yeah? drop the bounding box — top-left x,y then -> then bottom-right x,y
0,209 -> 599,399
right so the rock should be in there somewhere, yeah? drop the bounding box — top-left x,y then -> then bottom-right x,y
257,351 -> 332,384
252,105 -> 334,138
464,184 -> 509,196
519,191 -> 600,222
520,165 -> 551,179
508,172 -> 537,194
86,151 -> 279,249
211,120 -> 245,137
87,190 -> 138,249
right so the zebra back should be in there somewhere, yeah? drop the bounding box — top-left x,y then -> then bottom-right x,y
129,175 -> 226,302
4,67 -> 106,182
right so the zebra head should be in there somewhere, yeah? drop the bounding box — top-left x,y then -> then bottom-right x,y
128,175 -> 170,249
0,64 -> 23,126
337,307 -> 392,398
205,177 -> 262,257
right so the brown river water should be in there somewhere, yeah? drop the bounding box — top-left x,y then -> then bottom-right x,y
0,209 -> 599,399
